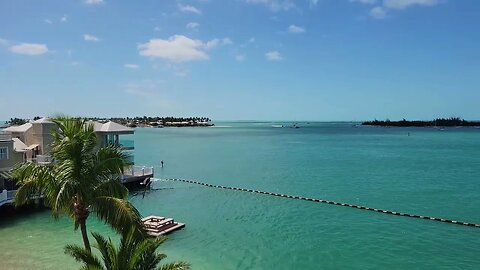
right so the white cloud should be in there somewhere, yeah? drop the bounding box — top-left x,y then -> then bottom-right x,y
60,15 -> 68,22
383,0 -> 440,10
178,4 -> 202,14
287,24 -> 305,33
235,54 -> 246,62
205,38 -> 233,49
245,0 -> 295,12
9,43 -> 49,55
205,39 -> 220,50
83,34 -> 100,42
309,0 -> 319,5
124,64 -> 140,69
44,19 -> 52,24
85,0 -> 104,4
370,6 -> 387,18
186,22 -> 200,30
265,51 -> 282,61
138,35 -> 209,62
249,37 -> 256,43
350,0 -> 378,4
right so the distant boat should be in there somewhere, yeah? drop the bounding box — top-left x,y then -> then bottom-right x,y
271,124 -> 283,128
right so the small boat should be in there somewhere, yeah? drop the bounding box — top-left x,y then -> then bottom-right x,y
271,124 -> 283,128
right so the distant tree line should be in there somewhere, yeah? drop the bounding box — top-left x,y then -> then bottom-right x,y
85,116 -> 213,127
5,116 -> 212,128
362,117 -> 480,127
6,116 -> 41,126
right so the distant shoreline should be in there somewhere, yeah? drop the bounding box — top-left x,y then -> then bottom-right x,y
2,116 -> 214,128
362,118 -> 480,127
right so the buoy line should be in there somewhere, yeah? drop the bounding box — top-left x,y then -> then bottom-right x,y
159,178 -> 480,229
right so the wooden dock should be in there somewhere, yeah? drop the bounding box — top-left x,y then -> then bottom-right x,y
142,215 -> 185,237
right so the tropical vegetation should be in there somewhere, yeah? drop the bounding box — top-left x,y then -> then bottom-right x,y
65,229 -> 190,270
12,117 -> 144,252
362,117 -> 480,127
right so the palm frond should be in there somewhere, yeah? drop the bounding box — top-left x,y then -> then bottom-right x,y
64,244 -> 104,269
12,163 -> 53,206
91,196 -> 145,236
94,145 -> 128,176
157,262 -> 191,270
93,179 -> 128,200
91,232 -> 114,269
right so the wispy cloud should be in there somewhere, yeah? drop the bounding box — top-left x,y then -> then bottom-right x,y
60,15 -> 68,22
350,0 -> 378,4
124,64 -> 140,69
370,6 -> 387,18
44,19 -> 53,24
245,0 -> 295,12
83,34 -> 100,42
0,38 -> 9,46
9,43 -> 49,55
178,4 -> 202,14
85,0 -> 104,4
204,38 -> 233,49
287,24 -> 305,33
351,0 -> 442,19
235,54 -> 246,62
186,22 -> 200,30
383,0 -> 440,10
265,51 -> 282,61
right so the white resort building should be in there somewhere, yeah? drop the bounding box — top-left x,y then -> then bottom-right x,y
0,118 -> 153,207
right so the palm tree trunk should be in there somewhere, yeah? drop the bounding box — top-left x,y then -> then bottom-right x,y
79,218 -> 91,252
74,196 -> 91,252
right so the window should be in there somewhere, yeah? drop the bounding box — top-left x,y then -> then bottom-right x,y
0,147 -> 8,160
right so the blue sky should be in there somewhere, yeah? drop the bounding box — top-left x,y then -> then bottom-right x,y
0,0 -> 479,121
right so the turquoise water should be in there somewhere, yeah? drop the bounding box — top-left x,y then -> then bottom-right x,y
1,122 -> 480,269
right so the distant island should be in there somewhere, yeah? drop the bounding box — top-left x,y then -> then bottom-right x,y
362,117 -> 480,127
3,116 -> 214,128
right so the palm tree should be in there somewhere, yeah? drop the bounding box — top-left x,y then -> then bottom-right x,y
65,230 -> 190,270
12,118 -> 144,252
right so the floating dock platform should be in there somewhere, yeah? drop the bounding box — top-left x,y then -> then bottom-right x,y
142,215 -> 185,236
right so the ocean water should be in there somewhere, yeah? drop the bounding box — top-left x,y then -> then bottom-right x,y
1,122 -> 480,269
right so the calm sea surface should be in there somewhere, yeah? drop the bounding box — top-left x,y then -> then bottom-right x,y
1,122 -> 480,269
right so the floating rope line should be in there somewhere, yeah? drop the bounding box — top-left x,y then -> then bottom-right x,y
160,178 -> 480,229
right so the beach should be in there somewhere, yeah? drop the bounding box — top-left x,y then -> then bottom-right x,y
1,122 -> 480,269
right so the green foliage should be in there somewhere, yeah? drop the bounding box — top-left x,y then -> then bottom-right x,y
362,117 -> 480,127
12,117 -> 144,251
83,116 -> 212,127
65,230 -> 190,270
7,117 -> 27,125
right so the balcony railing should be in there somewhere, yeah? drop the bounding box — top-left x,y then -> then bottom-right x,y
0,189 -> 16,206
27,155 -> 52,165
0,134 -> 12,141
123,166 -> 154,177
